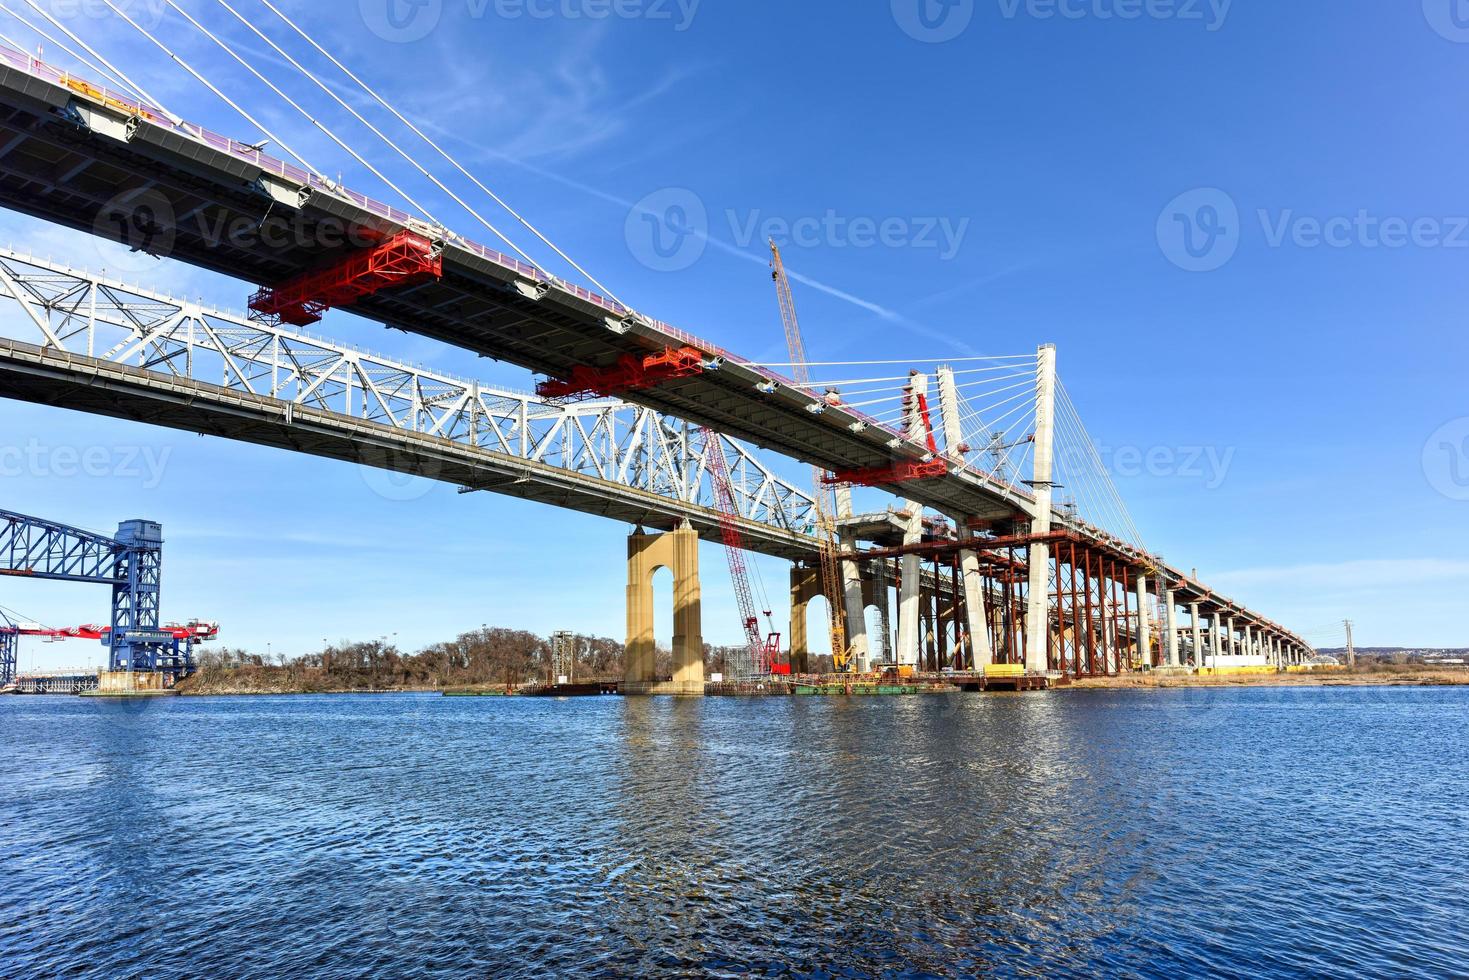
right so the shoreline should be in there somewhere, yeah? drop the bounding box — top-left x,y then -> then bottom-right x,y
155,671 -> 1469,698
1067,670 -> 1469,690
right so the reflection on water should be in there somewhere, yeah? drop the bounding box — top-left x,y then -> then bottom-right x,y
0,688 -> 1465,977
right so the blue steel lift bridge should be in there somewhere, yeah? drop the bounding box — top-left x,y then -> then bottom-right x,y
0,509 -> 194,686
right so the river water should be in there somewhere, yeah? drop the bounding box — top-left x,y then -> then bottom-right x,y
0,687 -> 1465,978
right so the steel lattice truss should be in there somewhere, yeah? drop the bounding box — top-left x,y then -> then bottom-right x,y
0,508 -> 121,583
0,249 -> 818,547
0,505 -> 120,581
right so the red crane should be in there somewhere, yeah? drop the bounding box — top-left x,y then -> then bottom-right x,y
8,620 -> 219,642
701,428 -> 785,676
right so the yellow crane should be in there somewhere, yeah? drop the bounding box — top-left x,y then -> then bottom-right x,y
770,241 -> 851,672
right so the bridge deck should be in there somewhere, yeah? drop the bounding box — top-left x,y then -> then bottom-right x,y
0,50 -> 1025,525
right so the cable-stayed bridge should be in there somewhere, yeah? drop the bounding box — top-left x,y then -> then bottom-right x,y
0,30 -> 1311,691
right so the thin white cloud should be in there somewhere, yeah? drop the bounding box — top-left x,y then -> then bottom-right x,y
1213,558 -> 1469,591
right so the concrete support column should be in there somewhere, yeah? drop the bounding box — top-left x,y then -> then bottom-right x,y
789,567 -> 810,674
872,559 -> 893,664
895,373 -> 929,668
834,486 -> 870,672
1190,603 -> 1202,669
1165,589 -> 1180,667
625,521 -> 704,695
895,508 -> 923,668
936,365 -> 995,672
1023,344 -> 1057,674
1135,574 -> 1152,668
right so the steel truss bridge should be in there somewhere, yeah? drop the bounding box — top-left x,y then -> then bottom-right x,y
0,48 -> 1312,678
0,248 -> 820,559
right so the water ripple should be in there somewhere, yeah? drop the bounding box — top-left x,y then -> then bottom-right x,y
0,688 -> 1465,977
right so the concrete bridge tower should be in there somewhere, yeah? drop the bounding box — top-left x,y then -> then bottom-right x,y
625,521 -> 704,695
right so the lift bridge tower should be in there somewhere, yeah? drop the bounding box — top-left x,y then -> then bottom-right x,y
0,510 -> 197,687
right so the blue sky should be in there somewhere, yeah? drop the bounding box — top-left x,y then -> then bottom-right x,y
1,0 -> 1466,669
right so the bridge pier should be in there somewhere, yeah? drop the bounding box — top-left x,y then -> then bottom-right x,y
624,522 -> 704,695
835,488 -> 870,673
791,563 -> 882,672
1189,602 -> 1202,668
935,366 -> 997,673
1135,574 -> 1153,669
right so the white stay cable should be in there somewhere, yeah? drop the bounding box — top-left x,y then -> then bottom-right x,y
254,0 -> 627,307
209,0 -> 547,278
17,0 -> 178,121
1058,381 -> 1142,545
0,3 -> 141,99
148,0 -> 441,221
748,353 -> 1035,369
93,0 -> 318,176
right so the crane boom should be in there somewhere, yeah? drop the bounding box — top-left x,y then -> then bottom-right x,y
770,242 -> 851,672
702,427 -> 781,675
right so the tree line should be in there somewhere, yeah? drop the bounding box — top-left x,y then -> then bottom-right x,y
191,627 -> 753,690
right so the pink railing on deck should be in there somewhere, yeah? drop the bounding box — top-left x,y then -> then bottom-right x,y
0,46 -> 1035,503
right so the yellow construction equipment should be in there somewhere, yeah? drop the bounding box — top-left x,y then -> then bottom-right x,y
770,241 -> 851,672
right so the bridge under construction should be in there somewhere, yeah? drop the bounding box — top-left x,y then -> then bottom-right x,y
0,33 -> 1314,694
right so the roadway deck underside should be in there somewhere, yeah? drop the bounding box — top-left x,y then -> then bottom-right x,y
0,67 -> 1021,523
0,339 -> 817,561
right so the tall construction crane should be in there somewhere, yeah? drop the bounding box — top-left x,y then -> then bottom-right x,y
770,241 -> 851,672
701,427 -> 783,676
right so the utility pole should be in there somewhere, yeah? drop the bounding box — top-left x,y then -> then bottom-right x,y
1344,619 -> 1355,670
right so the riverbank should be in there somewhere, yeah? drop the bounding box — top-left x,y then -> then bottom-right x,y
1069,666 -> 1469,690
